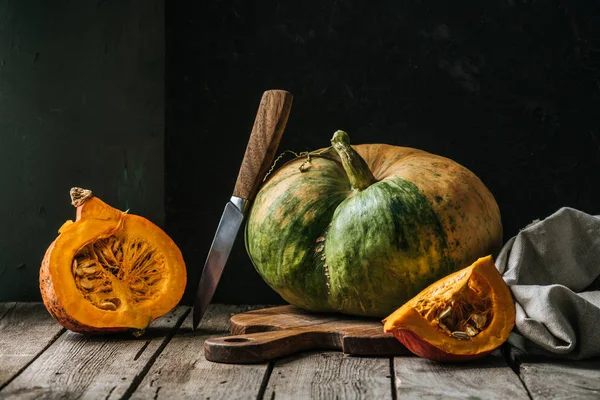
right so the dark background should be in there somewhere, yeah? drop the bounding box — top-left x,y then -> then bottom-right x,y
0,0 -> 164,301
167,0 -> 600,305
1,0 -> 599,303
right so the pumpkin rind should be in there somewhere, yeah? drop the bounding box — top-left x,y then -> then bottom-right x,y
391,329 -> 492,362
325,177 -> 453,315
383,255 -> 516,361
246,132 -> 502,317
40,190 -> 186,335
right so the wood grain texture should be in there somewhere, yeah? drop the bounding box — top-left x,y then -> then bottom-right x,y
5,303 -> 600,399
516,355 -> 600,399
0,306 -> 187,400
0,303 -> 64,389
204,305 -> 407,364
0,302 -> 16,322
131,305 -> 268,400
232,90 -> 293,201
263,352 -> 393,399
393,355 -> 529,399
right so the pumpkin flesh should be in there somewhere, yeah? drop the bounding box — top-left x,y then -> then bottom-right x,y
40,189 -> 186,334
383,255 -> 515,361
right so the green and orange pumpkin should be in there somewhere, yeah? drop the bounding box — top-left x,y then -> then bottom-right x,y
245,131 -> 502,317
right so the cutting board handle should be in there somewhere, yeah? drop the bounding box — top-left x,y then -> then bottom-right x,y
232,90 -> 293,201
204,328 -> 338,364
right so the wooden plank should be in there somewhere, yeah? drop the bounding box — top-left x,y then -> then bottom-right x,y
0,306 -> 188,399
517,355 -> 600,399
263,352 -> 393,399
0,303 -> 65,389
0,302 -> 16,321
130,305 -> 269,400
393,354 -> 530,399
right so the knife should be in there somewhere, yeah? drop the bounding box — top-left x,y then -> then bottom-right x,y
192,90 -> 293,330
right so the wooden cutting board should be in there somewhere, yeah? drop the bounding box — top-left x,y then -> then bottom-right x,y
203,305 -> 409,364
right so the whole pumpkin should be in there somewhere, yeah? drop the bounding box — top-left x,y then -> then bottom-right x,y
245,131 -> 502,318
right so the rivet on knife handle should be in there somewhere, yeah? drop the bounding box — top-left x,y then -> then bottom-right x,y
232,90 -> 293,201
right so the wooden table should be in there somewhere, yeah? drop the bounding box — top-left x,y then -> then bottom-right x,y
1,303 -> 599,399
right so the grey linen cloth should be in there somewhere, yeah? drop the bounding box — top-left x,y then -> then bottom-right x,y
495,207 -> 600,360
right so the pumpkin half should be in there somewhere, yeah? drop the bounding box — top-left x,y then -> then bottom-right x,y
40,188 -> 186,335
383,255 -> 515,361
246,131 -> 503,317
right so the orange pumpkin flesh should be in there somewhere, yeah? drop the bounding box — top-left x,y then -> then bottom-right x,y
40,188 -> 186,335
383,255 -> 515,361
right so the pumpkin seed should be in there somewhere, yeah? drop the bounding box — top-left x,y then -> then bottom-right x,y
471,313 -> 487,330
437,321 -> 452,335
452,331 -> 470,340
74,262 -> 92,277
79,277 -> 97,290
99,301 -> 117,311
438,306 -> 452,320
81,264 -> 102,276
465,324 -> 479,337
102,247 -> 115,262
79,258 -> 95,269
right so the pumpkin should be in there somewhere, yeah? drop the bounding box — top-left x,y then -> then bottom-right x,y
40,188 -> 186,335
245,131 -> 502,317
383,255 -> 515,361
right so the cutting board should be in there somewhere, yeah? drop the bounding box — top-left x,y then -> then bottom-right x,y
203,305 -> 409,364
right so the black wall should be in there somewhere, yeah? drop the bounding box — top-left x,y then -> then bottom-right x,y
166,0 -> 600,305
0,0 -> 164,301
2,0 -> 598,303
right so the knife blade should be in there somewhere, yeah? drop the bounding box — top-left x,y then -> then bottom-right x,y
192,90 -> 293,329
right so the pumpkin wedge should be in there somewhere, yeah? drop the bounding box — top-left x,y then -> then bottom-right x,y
40,188 -> 186,335
383,255 -> 515,361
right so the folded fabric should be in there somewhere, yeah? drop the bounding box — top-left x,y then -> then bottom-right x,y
496,207 -> 600,359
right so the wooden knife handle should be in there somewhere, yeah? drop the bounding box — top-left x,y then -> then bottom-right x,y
204,328 -> 338,364
232,90 -> 293,201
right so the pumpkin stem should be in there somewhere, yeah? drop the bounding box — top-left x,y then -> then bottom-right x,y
70,187 -> 93,207
331,130 -> 376,191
